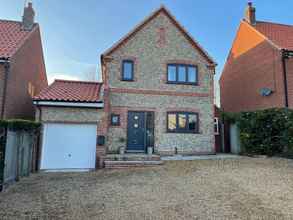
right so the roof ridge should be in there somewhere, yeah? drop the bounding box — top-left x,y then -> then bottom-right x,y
0,19 -> 22,24
257,20 -> 293,27
55,79 -> 102,84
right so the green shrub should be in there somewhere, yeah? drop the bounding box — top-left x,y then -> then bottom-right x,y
0,119 -> 40,132
224,108 -> 293,156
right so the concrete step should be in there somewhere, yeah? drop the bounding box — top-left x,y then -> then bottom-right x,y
105,154 -> 161,161
104,160 -> 164,169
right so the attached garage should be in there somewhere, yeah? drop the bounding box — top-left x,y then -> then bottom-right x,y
41,123 -> 97,170
33,80 -> 105,170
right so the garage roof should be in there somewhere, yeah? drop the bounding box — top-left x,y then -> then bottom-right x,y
34,80 -> 103,103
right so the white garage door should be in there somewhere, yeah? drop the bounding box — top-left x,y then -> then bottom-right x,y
41,123 -> 97,170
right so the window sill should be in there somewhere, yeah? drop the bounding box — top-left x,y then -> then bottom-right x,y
166,131 -> 199,134
121,79 -> 134,82
166,81 -> 198,86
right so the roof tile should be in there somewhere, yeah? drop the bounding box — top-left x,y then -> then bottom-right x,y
34,80 -> 103,103
0,19 -> 36,58
256,21 -> 293,50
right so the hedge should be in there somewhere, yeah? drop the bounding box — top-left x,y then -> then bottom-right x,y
0,120 -> 41,132
222,108 -> 293,157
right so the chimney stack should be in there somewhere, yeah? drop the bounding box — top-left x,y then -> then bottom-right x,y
244,2 -> 256,25
22,2 -> 35,30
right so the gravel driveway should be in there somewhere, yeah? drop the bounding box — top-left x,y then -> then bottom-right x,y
1,157 -> 293,220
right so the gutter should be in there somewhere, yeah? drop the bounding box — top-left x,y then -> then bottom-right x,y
0,59 -> 10,119
281,49 -> 292,108
33,100 -> 104,108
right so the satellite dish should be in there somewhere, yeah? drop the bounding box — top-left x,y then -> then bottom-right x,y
260,88 -> 273,97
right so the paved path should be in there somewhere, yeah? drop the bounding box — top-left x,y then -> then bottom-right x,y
162,153 -> 242,161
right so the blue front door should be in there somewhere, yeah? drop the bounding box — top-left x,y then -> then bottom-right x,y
127,112 -> 146,152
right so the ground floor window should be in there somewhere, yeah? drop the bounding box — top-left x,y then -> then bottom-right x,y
167,112 -> 199,133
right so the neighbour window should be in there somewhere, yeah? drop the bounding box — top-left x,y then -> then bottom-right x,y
122,60 -> 134,81
167,64 -> 198,84
111,114 -> 120,126
214,117 -> 219,135
167,112 -> 199,133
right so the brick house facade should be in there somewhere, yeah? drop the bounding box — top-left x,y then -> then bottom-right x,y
0,3 -> 47,119
101,6 -> 216,156
220,3 -> 293,112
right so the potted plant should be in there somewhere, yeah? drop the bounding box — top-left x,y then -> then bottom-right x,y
118,137 -> 126,155
147,146 -> 153,155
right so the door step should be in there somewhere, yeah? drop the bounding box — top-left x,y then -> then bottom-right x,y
105,154 -> 161,161
104,160 -> 163,169
104,154 -> 163,168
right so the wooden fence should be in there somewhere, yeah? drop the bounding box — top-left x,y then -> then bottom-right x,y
0,129 -> 39,192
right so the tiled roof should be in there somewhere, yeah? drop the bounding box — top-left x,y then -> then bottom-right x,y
34,80 -> 103,103
0,19 -> 37,59
255,21 -> 293,50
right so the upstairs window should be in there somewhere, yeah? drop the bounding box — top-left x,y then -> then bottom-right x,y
167,64 -> 198,85
122,60 -> 134,81
167,112 -> 199,133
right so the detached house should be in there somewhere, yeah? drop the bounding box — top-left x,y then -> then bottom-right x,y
34,6 -> 216,169
0,2 -> 47,119
220,3 -> 293,112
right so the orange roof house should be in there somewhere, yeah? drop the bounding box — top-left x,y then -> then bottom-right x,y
220,2 -> 293,112
0,2 -> 47,119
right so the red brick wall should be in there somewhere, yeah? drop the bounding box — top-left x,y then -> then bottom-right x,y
220,22 -> 286,112
4,26 -> 47,119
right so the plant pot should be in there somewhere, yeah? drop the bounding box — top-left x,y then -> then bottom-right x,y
147,147 -> 153,155
119,146 -> 125,155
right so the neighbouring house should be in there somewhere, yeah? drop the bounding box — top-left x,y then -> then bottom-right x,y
0,2 -> 47,119
34,6 -> 216,169
220,2 -> 293,112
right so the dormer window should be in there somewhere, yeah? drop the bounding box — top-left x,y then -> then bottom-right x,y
122,60 -> 134,81
167,64 -> 198,85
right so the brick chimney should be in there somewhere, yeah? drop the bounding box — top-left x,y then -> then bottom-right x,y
22,2 -> 35,30
244,2 -> 256,25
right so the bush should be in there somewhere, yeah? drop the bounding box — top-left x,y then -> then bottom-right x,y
0,119 -> 41,132
223,108 -> 293,156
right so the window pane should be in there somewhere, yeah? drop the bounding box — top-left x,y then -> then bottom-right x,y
123,61 -> 133,80
168,65 -> 176,81
168,114 -> 177,131
188,114 -> 197,131
178,66 -> 186,82
188,66 -> 197,83
178,114 -> 187,129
